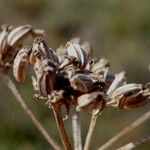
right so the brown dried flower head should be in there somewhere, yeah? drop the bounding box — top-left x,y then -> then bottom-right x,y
0,24 -> 44,72
13,36 -> 150,116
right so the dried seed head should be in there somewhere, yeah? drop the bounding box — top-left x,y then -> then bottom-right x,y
30,37 -> 49,63
38,72 -> 53,96
77,92 -> 105,114
30,37 -> 59,65
118,88 -> 150,109
65,42 -> 88,69
7,25 -> 32,47
88,58 -> 110,76
13,47 -> 31,82
0,25 -> 45,73
70,73 -> 95,93
106,83 -> 149,109
107,71 -> 126,96
110,83 -> 142,100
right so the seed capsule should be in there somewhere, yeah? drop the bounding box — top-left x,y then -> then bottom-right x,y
107,71 -> 126,96
118,88 -> 150,109
38,72 -> 53,96
106,83 -> 148,109
65,42 -> 88,69
89,58 -> 109,75
13,47 -> 31,82
70,73 -> 95,93
30,37 -> 59,64
77,92 -> 105,115
7,25 -> 32,47
110,83 -> 142,100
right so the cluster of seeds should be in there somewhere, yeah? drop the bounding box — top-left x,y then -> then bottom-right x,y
0,24 -> 150,150
13,36 -> 150,116
0,24 -> 44,72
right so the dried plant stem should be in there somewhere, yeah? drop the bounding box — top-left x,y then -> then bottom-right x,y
116,135 -> 150,150
98,111 -> 150,150
84,113 -> 99,150
72,110 -> 82,150
1,74 -> 61,150
52,104 -> 72,150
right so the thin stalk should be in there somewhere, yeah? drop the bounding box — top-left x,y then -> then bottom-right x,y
72,110 -> 82,150
1,74 -> 61,150
52,104 -> 72,150
97,111 -> 150,150
84,114 -> 99,150
116,135 -> 150,150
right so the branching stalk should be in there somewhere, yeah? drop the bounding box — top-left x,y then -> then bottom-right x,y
52,103 -> 72,150
84,113 -> 99,150
72,110 -> 82,150
97,111 -> 150,150
116,135 -> 150,150
1,74 -> 61,150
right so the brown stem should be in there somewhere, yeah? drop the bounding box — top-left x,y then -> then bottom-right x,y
52,104 -> 72,150
116,135 -> 150,150
97,111 -> 150,150
84,114 -> 99,150
1,74 -> 61,150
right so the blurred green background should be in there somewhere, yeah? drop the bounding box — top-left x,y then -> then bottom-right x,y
0,0 -> 150,149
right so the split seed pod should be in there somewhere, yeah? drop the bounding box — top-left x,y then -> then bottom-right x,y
30,37 -> 59,65
77,92 -> 105,115
107,83 -> 149,109
37,59 -> 56,96
7,25 -> 45,47
7,25 -> 32,47
118,88 -> 150,109
38,72 -> 53,97
13,47 -> 31,82
107,71 -> 126,96
65,42 -> 88,69
89,58 -> 109,76
70,73 -> 95,93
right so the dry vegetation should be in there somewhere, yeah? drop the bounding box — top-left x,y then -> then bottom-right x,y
0,24 -> 149,150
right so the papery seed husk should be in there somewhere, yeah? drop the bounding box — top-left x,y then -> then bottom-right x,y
39,73 -> 53,96
70,73 -> 95,93
107,71 -> 126,96
110,83 -> 142,99
13,47 -> 31,82
66,42 -> 88,69
7,25 -> 32,46
90,58 -> 109,75
77,92 -> 104,111
119,90 -> 150,109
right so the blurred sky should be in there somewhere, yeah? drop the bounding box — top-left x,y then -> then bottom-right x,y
0,0 -> 149,149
